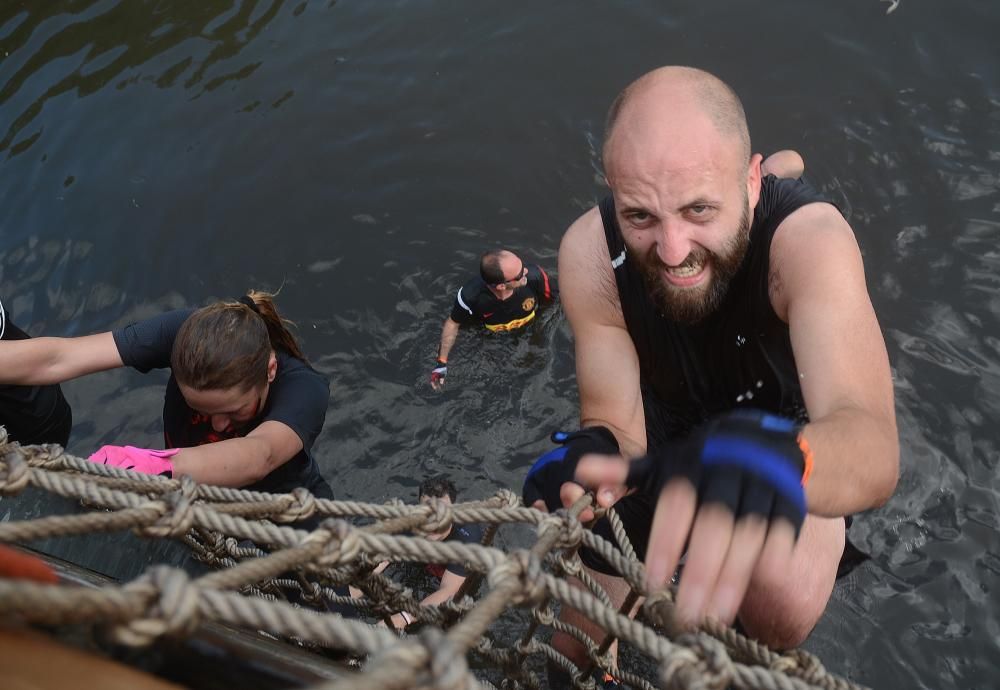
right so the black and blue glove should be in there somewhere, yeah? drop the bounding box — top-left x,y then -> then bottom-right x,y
522,426 -> 620,511
625,409 -> 814,536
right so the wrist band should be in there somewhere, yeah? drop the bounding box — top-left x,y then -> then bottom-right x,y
401,611 -> 413,624
797,433 -> 814,486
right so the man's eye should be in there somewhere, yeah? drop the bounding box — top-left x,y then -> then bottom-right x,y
690,205 -> 709,215
626,212 -> 651,223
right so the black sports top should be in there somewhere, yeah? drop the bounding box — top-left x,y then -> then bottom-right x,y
600,175 -> 835,447
449,265 -> 556,332
424,522 -> 484,579
0,300 -> 73,447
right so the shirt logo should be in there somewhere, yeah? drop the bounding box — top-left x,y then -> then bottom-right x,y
521,297 -> 536,312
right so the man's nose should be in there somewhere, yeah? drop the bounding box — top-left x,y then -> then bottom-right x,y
656,219 -> 694,267
211,415 -> 232,433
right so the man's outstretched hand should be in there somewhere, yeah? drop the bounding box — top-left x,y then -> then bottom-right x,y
572,409 -> 812,629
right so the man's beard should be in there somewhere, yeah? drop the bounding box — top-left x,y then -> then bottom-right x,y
632,204 -> 751,324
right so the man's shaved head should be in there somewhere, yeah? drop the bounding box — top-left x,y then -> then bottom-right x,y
603,66 -> 751,173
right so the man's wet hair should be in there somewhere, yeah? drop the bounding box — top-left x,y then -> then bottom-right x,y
603,66 -> 752,167
480,250 -> 507,286
419,477 -> 458,503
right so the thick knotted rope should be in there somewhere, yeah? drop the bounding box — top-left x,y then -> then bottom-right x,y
0,434 -> 867,690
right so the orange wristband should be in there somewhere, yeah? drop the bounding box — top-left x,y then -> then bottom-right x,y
796,433 -> 814,486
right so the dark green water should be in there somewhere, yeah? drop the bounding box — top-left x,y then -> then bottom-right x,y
1,1 -> 998,687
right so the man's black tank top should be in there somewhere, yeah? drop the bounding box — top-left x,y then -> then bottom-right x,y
600,175 -> 835,449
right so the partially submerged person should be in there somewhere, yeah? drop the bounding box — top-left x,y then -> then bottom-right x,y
523,66 -> 898,675
0,299 -> 73,447
0,291 -> 332,498
430,249 -> 556,389
377,477 -> 484,630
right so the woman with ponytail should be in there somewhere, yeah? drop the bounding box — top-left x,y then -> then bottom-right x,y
0,291 -> 332,499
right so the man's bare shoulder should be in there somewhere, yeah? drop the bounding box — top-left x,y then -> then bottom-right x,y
559,206 -> 625,328
769,202 -> 866,321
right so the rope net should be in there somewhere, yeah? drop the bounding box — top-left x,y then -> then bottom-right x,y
0,430 -> 864,690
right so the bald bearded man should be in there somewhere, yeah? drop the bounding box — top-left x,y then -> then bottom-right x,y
524,66 -> 898,669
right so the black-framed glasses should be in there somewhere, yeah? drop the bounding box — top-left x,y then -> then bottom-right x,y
500,265 -> 527,286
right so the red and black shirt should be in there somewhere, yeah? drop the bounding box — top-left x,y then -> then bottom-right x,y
449,265 -> 556,332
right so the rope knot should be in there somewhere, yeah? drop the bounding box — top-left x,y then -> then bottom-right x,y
771,648 -> 826,680
538,510 -> 583,550
661,634 -> 732,690
533,602 -> 555,626
495,488 -> 519,509
416,496 -> 453,537
276,487 -> 317,523
25,443 -> 69,471
136,476 -> 197,538
0,447 -> 29,495
489,550 -> 546,607
643,589 -> 684,638
418,627 -> 472,690
115,566 -> 200,646
310,519 -> 361,567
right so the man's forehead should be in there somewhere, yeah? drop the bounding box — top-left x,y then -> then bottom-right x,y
610,159 -> 728,208
605,89 -> 745,178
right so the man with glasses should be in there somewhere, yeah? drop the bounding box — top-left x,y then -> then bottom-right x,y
430,249 -> 556,390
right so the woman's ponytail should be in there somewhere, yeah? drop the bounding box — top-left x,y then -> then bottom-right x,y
242,289 -> 306,362
171,289 -> 306,392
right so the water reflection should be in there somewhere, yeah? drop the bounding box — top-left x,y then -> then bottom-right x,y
0,0 -> 998,687
0,0 -> 288,155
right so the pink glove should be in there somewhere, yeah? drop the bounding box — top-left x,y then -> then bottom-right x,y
87,445 -> 179,477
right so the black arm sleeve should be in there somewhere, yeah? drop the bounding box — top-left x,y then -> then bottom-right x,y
448,280 -> 481,325
111,309 -> 196,373
261,355 -> 330,452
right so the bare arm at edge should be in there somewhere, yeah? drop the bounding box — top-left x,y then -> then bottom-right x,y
770,202 -> 899,516
560,207 -> 647,457
0,332 -> 123,385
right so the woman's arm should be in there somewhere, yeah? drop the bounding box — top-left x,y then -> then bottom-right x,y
169,420 -> 304,487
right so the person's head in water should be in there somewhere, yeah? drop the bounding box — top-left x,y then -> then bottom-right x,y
603,66 -> 762,324
418,476 -> 458,540
418,476 -> 458,504
170,290 -> 305,434
480,250 -> 528,295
